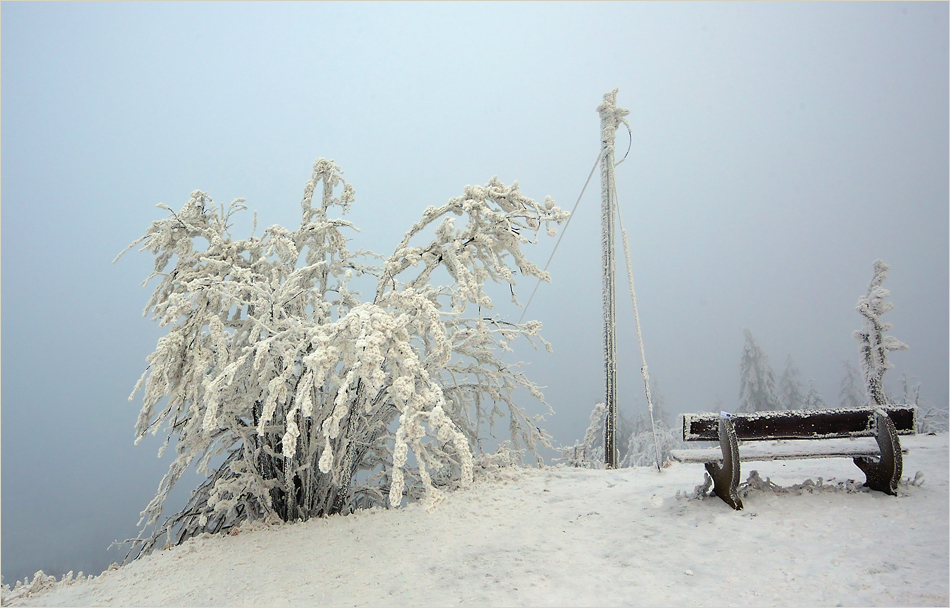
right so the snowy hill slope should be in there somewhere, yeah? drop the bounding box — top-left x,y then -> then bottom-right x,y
6,433 -> 947,607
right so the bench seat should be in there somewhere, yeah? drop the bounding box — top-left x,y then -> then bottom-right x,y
671,436 -> 909,464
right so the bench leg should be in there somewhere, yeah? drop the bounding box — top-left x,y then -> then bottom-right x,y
853,410 -> 903,496
704,416 -> 743,510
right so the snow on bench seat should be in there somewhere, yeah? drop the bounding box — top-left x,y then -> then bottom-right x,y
670,436 -> 909,464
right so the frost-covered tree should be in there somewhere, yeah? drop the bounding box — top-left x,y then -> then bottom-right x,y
802,381 -> 827,410
778,354 -> 806,411
839,360 -> 865,409
853,260 -> 907,407
736,328 -> 784,413
117,158 -> 567,559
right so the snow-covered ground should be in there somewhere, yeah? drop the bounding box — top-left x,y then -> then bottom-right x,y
5,433 -> 947,607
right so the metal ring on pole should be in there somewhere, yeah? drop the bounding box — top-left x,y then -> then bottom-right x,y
614,119 -> 633,167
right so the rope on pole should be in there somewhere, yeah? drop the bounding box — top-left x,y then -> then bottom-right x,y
612,181 -> 663,472
518,148 -> 605,324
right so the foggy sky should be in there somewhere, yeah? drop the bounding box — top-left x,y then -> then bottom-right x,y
3,1 -> 947,584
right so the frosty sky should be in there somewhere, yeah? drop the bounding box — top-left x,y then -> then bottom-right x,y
2,1 -> 947,584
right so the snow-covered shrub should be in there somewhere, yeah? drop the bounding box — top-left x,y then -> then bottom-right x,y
471,441 -> 528,484
1,570 -> 91,605
620,381 -> 683,467
621,425 -> 684,468
736,328 -> 784,413
558,402 -> 606,468
853,259 -> 907,407
560,391 -> 683,469
900,374 -> 949,434
117,158 -> 566,559
915,407 -> 948,434
565,402 -> 638,468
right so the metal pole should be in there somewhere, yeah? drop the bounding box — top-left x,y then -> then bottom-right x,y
598,89 -> 628,469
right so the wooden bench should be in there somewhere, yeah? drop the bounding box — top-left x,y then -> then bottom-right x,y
670,406 -> 916,510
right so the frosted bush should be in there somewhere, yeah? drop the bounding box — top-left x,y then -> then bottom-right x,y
559,398 -> 684,469
117,159 -> 566,560
1,570 -> 90,605
621,425 -> 684,468
557,403 -> 607,468
900,373 -> 948,434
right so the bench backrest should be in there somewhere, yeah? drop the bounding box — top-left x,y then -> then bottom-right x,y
681,405 -> 916,442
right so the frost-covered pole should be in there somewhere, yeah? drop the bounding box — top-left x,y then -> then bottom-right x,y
598,89 -> 629,469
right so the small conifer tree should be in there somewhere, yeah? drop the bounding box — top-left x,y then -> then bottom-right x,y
778,354 -> 806,411
802,381 -> 827,410
853,260 -> 907,407
736,328 -> 784,413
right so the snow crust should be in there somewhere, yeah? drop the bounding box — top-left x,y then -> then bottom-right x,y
6,433 -> 947,607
